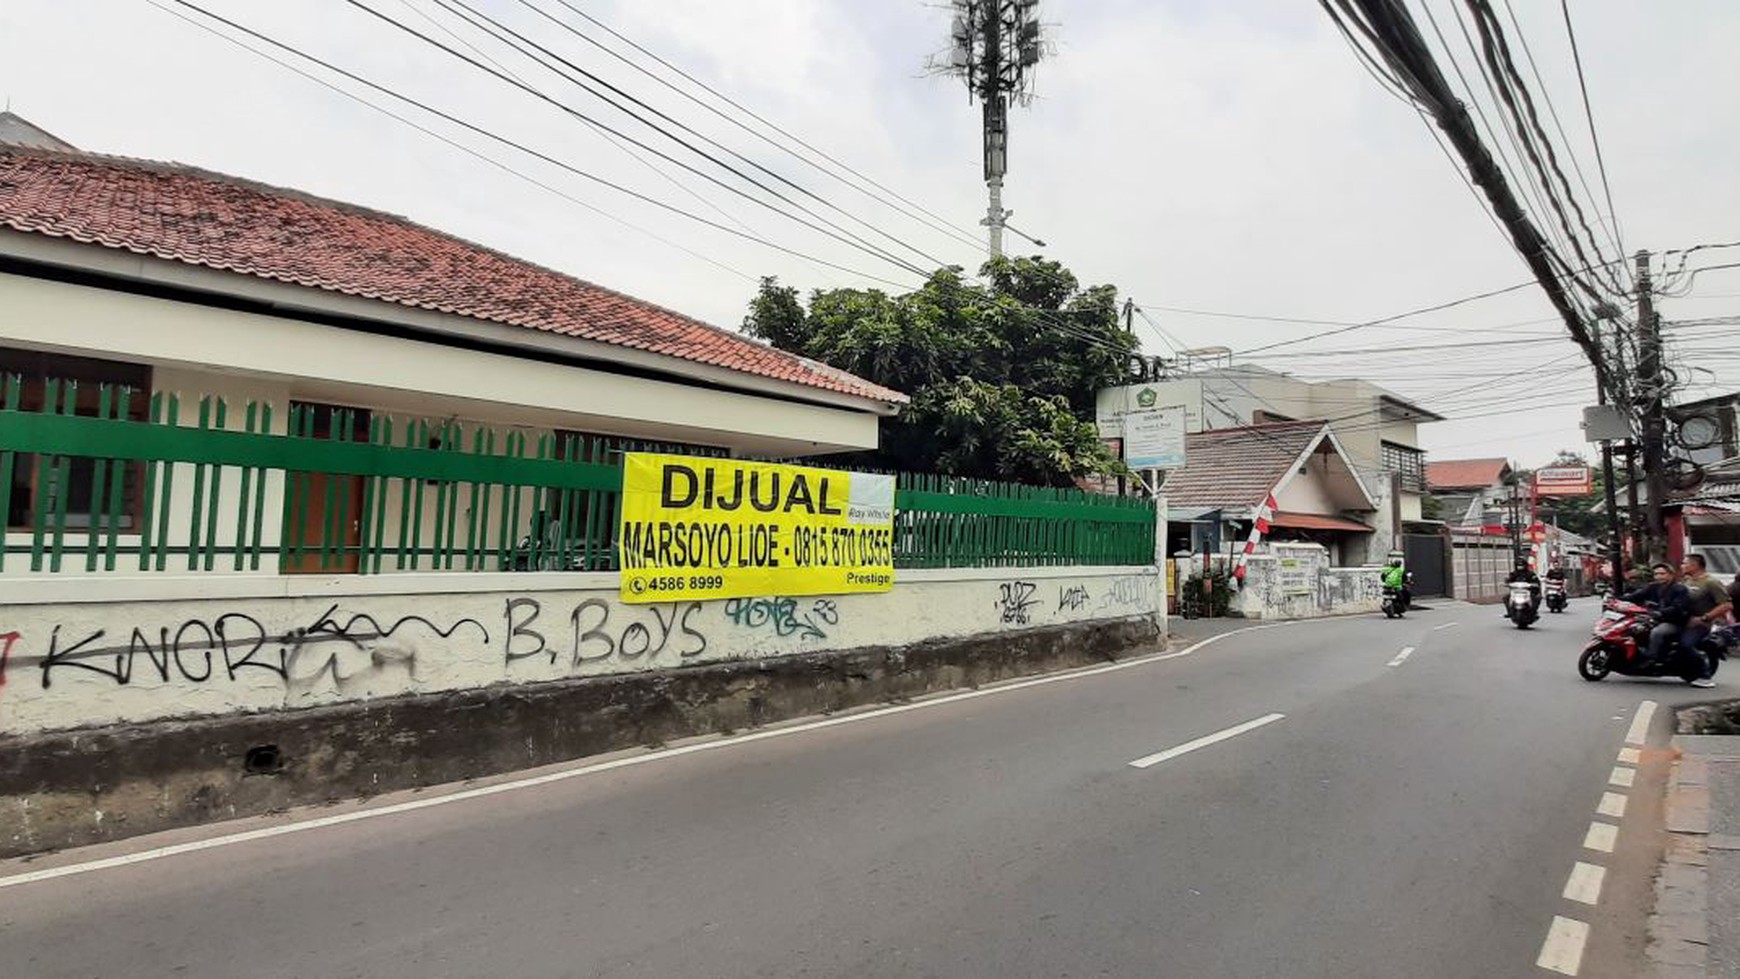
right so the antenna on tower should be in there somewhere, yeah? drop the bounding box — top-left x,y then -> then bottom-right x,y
927,1 -> 1047,259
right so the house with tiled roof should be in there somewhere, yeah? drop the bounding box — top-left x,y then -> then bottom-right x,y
1163,419 -> 1378,565
0,116 -> 905,572
1424,457 -> 1513,526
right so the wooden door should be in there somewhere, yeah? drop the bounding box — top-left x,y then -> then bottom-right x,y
283,402 -> 370,574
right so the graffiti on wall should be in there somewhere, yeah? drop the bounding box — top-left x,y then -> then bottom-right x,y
723,598 -> 840,641
0,572 -> 1159,733
995,581 -> 1040,625
504,598 -> 708,667
20,606 -> 488,695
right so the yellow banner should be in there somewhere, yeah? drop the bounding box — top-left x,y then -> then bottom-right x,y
618,453 -> 896,603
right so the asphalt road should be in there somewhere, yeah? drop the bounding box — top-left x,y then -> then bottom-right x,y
0,598 -> 1716,978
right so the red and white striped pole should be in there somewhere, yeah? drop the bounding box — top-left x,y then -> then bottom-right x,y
1234,493 -> 1278,582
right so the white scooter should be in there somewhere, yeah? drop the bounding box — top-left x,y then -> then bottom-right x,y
1506,581 -> 1540,629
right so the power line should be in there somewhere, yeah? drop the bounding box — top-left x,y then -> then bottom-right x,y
1557,0 -> 1625,266
436,0 -> 957,272
156,0 -> 922,289
545,0 -> 989,255
1500,0 -> 1626,270
342,0 -> 935,278
150,0 -> 755,285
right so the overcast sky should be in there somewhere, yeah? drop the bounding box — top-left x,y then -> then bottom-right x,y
4,0 -> 1737,468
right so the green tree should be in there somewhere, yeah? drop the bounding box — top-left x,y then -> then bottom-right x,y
742,259 -> 1138,485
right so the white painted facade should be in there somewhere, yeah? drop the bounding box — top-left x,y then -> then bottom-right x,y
0,566 -> 1161,735
1110,368 -> 1439,523
1,234 -> 900,578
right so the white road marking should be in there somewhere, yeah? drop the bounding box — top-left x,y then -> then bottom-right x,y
1617,747 -> 1640,764
0,622 -> 1298,891
1625,700 -> 1658,746
1562,862 -> 1606,906
1431,622 -> 1460,631
1583,821 -> 1618,853
1608,766 -> 1636,788
1386,646 -> 1416,667
1536,915 -> 1590,975
1128,713 -> 1287,770
1597,792 -> 1628,819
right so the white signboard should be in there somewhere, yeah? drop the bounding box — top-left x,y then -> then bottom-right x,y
1124,405 -> 1187,470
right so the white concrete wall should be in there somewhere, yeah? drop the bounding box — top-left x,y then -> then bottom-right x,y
1235,543 -> 1383,619
0,566 -> 1162,736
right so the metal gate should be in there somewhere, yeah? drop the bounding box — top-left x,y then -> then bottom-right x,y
1404,533 -> 1449,597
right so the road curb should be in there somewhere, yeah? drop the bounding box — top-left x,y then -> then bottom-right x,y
1646,744 -> 1709,977
1647,731 -> 1740,978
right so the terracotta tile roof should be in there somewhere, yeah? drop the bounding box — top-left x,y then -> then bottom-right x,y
1425,457 -> 1510,491
0,145 -> 905,405
1163,420 -> 1326,510
1268,510 -> 1372,533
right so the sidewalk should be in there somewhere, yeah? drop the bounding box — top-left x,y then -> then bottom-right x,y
1649,702 -> 1740,977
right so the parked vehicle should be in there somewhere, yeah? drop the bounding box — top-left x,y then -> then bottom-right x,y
1543,578 -> 1568,614
1505,581 -> 1539,629
1577,598 -> 1735,683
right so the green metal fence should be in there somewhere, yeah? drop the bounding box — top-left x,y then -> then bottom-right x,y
0,377 -> 1156,574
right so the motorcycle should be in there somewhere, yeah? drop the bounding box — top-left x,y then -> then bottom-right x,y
1381,571 -> 1415,619
1544,578 -> 1568,613
1506,581 -> 1539,629
1578,599 -> 1734,683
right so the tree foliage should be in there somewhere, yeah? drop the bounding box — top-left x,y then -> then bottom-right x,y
743,258 -> 1138,485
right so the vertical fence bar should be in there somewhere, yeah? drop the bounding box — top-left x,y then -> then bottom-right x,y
184,395 -> 212,572
441,420 -> 462,570
499,432 -> 523,570
232,401 -> 258,572
82,385 -> 114,572
249,402 -> 272,571
357,415 -> 382,575
397,418 -> 418,571
201,397 -> 228,570
0,375 -> 18,572
279,403 -> 311,573
408,419 -> 428,571
44,381 -> 78,573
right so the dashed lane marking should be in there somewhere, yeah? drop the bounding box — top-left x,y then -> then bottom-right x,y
1386,646 -> 1415,667
1608,766 -> 1636,788
1583,822 -> 1618,853
1431,622 -> 1460,631
1128,713 -> 1286,770
1597,792 -> 1627,819
1536,915 -> 1589,975
1562,862 -> 1605,906
1617,747 -> 1640,765
1624,700 -> 1658,746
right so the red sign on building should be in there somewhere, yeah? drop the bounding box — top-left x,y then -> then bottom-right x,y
1533,466 -> 1593,497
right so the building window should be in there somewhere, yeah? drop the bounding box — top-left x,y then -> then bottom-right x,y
2,349 -> 152,531
1381,440 -> 1426,493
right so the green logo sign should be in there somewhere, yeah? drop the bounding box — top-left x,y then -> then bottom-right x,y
1135,387 -> 1158,409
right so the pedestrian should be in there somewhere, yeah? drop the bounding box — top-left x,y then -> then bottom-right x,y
1623,562 -> 1693,669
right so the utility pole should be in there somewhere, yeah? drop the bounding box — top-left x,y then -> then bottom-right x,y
1635,250 -> 1669,563
933,1 -> 1043,259
1591,317 -> 1625,586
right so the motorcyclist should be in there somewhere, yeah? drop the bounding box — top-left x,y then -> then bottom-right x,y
1622,561 -> 1693,666
1381,557 -> 1410,610
1505,557 -> 1542,616
1680,554 -> 1725,688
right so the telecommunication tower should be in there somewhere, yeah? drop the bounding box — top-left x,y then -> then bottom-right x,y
930,0 -> 1044,258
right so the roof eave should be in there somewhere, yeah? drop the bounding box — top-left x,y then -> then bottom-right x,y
0,228 -> 906,416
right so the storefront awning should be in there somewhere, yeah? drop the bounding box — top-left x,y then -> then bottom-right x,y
1267,510 -> 1373,533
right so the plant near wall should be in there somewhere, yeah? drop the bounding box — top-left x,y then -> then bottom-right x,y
743,258 -> 1137,486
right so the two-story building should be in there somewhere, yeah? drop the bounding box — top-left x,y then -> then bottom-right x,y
1099,364 -> 1443,522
